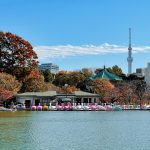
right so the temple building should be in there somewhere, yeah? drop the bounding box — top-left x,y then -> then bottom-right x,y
89,68 -> 122,81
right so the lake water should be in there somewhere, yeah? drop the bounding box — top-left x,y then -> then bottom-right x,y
0,111 -> 150,150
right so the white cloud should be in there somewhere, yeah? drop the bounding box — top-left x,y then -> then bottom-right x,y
33,43 -> 150,62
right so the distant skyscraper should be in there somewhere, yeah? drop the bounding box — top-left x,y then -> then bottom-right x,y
136,68 -> 145,77
127,28 -> 133,75
145,63 -> 150,85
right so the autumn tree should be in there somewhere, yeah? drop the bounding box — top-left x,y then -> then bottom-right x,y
91,78 -> 114,102
108,82 -> 135,104
81,68 -> 93,78
0,32 -> 38,79
106,87 -> 122,103
60,85 -> 77,94
58,70 -> 67,75
22,69 -> 48,92
0,73 -> 20,103
133,80 -> 147,108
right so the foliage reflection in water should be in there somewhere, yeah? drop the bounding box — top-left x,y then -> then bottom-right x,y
1,111 -> 150,150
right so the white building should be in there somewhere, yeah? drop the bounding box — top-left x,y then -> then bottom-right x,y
136,68 -> 145,77
145,63 -> 150,85
39,63 -> 59,74
16,91 -> 100,108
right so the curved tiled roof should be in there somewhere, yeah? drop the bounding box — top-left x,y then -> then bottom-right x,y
89,69 -> 122,81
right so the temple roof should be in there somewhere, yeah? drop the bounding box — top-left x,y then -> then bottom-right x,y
89,69 -> 122,81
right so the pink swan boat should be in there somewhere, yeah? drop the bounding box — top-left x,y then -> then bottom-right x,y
37,104 -> 42,111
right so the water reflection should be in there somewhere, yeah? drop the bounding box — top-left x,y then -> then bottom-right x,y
0,111 -> 32,118
1,111 -> 150,150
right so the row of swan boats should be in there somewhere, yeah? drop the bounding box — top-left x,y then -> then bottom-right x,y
1,104 -> 150,111
30,104 -> 150,111
31,104 -> 121,111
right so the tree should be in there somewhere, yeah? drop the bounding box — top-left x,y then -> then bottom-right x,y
126,74 -> 144,81
133,80 -> 147,108
111,65 -> 123,76
53,71 -> 86,88
22,69 -> 48,92
0,73 -> 20,103
69,71 -> 86,87
58,70 -> 67,75
106,87 -> 123,103
53,73 -> 69,87
41,69 -> 53,82
95,65 -> 123,76
81,68 -> 93,77
91,78 -> 114,102
60,85 -> 77,94
0,32 -> 38,79
0,89 -> 14,103
109,82 -> 135,104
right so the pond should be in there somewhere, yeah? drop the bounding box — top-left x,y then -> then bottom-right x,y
0,111 -> 150,150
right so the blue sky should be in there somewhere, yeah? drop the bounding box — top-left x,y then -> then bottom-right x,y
1,0 -> 150,73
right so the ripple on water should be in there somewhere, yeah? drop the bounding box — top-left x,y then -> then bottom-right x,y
1,111 -> 150,150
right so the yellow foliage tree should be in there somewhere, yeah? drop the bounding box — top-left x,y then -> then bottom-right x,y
61,85 -> 77,94
22,69 -> 48,92
92,78 -> 114,102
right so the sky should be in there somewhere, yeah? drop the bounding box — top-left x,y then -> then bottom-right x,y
1,0 -> 150,74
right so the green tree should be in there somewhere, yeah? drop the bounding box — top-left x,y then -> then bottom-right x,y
53,71 -> 86,88
95,65 -> 123,76
53,73 -> 69,87
69,71 -> 86,86
111,65 -> 123,75
42,69 -> 53,82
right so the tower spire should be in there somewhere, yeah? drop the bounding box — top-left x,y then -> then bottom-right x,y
127,28 -> 133,75
129,27 -> 131,47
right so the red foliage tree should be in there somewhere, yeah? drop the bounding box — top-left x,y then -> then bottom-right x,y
0,73 -> 20,103
106,82 -> 136,104
0,32 -> 38,79
0,89 -> 14,102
